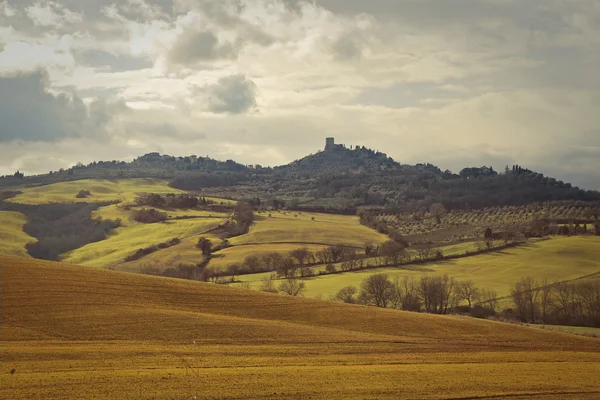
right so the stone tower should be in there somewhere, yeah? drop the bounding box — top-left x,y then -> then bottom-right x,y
325,137 -> 335,151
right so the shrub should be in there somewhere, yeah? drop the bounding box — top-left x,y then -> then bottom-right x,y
132,208 -> 167,223
196,237 -> 213,255
75,190 -> 91,199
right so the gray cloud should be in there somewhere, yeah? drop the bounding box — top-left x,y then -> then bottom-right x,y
75,50 -> 153,73
206,74 -> 257,114
0,69 -> 126,142
331,32 -> 365,61
167,29 -> 239,66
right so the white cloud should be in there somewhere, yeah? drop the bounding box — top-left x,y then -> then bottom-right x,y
0,0 -> 598,189
25,0 -> 82,28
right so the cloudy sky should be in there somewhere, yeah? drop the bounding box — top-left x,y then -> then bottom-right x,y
0,0 -> 598,188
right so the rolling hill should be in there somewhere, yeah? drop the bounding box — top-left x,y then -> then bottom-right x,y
0,211 -> 36,257
2,255 -> 600,399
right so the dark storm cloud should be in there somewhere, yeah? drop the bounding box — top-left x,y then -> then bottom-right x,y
0,69 -> 126,142
206,74 -> 257,114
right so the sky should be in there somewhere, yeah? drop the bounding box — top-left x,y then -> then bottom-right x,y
0,0 -> 598,189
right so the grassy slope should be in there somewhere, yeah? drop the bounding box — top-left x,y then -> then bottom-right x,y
132,210 -> 388,272
230,211 -> 388,247
1,255 -> 600,399
62,218 -> 225,268
0,211 -> 36,257
6,178 -> 182,205
209,243 -> 329,270
243,236 -> 600,299
5,178 -> 230,269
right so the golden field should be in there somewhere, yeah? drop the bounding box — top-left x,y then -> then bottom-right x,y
2,255 -> 600,399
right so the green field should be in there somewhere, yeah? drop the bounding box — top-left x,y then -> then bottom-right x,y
118,234 -> 223,272
62,217 -> 225,268
209,243 -> 329,271
6,178 -> 183,205
2,254 -> 600,399
0,211 -> 36,257
240,236 -> 600,299
230,211 -> 388,247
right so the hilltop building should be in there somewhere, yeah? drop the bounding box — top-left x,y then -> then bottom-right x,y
325,137 -> 336,150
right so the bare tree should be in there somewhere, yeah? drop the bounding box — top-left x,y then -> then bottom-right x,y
243,255 -> 261,272
334,286 -> 358,304
278,279 -> 306,296
418,275 -> 456,314
429,203 -> 447,224
359,274 -> 396,308
457,280 -> 479,309
315,249 -> 331,264
478,289 -> 498,312
262,252 -> 283,270
510,276 -> 541,322
289,247 -> 312,266
552,282 -> 581,324
275,257 -> 298,279
260,274 -> 278,293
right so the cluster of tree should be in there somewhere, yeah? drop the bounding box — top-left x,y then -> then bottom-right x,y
526,218 -> 600,237
141,264 -> 211,281
233,202 -> 254,225
0,201 -> 120,260
124,238 -> 181,263
207,202 -> 255,240
459,166 -> 497,179
169,172 -> 250,190
219,245 -> 361,278
259,276 -> 307,296
358,210 -> 408,243
134,193 -> 215,209
333,274 -> 497,317
509,277 -> 600,327
75,190 -> 92,199
132,208 -> 168,223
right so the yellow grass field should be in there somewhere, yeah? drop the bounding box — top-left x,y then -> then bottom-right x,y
0,211 -> 36,257
230,211 -> 388,247
114,210 -> 387,272
62,218 -> 225,268
2,254 -> 600,399
118,234 -> 222,272
242,236 -> 600,299
6,178 -> 183,205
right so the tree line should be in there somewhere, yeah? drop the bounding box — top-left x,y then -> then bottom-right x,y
331,274 -> 497,318
509,277 -> 600,327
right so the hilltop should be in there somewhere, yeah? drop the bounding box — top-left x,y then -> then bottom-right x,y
2,255 -> 600,399
2,138 -> 599,213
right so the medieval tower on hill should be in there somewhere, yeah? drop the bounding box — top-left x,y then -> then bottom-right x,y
325,137 -> 335,151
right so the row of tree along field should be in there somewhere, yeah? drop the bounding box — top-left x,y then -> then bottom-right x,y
296,273 -> 600,328
189,236 -> 525,282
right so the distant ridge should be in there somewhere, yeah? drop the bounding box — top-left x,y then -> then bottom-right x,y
1,139 -> 599,212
